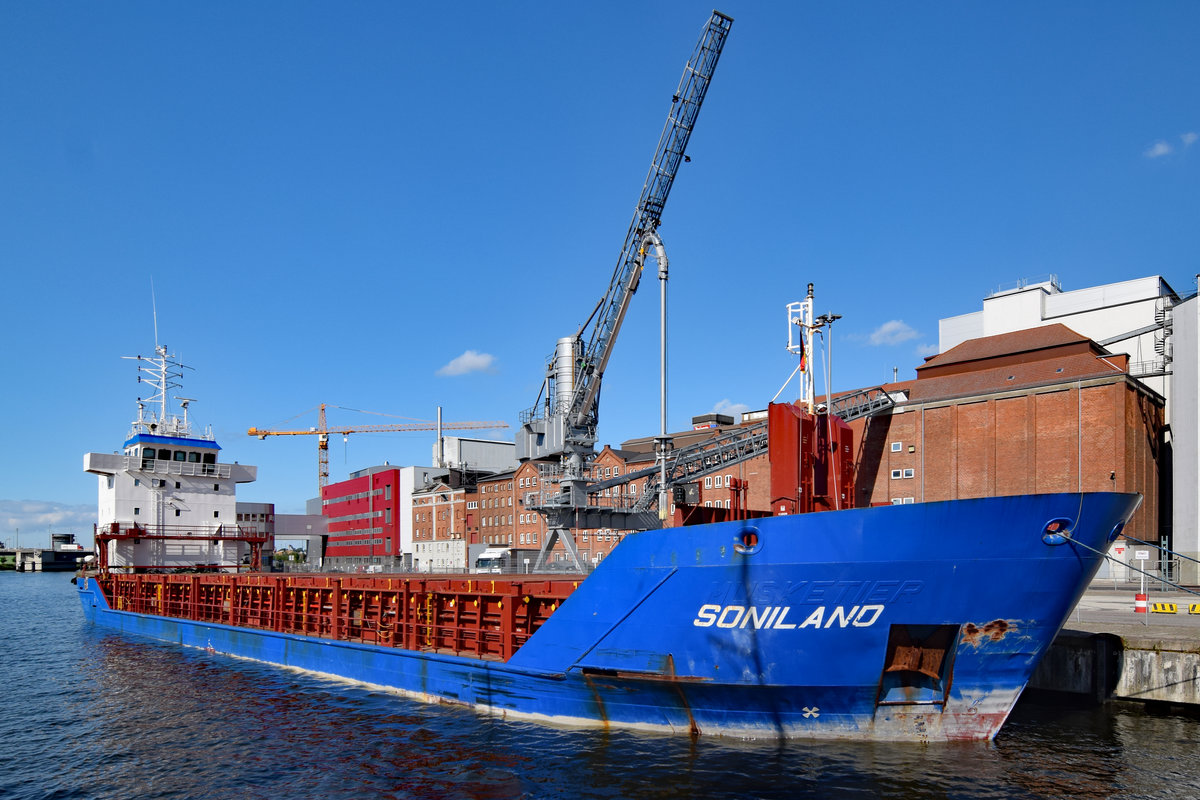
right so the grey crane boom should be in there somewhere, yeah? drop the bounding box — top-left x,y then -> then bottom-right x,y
515,11 -> 733,571
518,10 -> 733,464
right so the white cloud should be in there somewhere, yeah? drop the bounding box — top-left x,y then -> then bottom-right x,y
713,399 -> 750,419
436,350 -> 497,376
1145,140 -> 1173,159
916,342 -> 940,358
0,499 -> 96,546
868,320 -> 919,346
1182,132 -> 1199,148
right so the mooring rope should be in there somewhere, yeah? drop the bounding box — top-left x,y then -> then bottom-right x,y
1068,535 -> 1200,599
1118,534 -> 1200,567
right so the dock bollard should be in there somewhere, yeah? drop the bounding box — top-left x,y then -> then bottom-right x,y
1134,593 -> 1148,613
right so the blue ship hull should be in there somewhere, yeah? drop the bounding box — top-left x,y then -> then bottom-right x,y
77,492 -> 1139,741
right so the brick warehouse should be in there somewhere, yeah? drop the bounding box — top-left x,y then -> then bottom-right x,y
321,323 -> 1163,573
846,324 -> 1163,547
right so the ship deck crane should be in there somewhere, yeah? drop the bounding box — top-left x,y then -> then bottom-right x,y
517,11 -> 733,568
248,404 -> 508,490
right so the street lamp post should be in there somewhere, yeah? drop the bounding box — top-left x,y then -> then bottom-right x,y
814,312 -> 842,510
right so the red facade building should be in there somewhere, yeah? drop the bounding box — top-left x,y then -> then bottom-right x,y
322,467 -> 403,570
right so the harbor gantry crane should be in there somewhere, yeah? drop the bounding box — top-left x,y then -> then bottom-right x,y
248,404 -> 509,490
517,11 -> 733,569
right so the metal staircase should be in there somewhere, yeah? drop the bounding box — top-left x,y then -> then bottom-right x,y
827,388 -> 896,422
528,421 -> 771,523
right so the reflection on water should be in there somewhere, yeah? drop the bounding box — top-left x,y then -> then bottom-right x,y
3,573 -> 1199,800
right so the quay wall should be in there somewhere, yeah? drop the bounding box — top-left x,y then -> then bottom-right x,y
1031,629 -> 1200,707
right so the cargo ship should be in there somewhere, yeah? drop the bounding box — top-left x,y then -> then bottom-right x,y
76,346 -> 1140,741
74,12 -> 1139,740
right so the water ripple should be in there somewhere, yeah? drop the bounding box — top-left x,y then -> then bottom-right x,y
3,573 -> 1200,800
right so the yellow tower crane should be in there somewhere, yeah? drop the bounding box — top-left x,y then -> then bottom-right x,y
247,404 -> 509,490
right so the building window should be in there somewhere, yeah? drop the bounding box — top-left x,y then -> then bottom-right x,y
891,442 -> 902,452
134,507 -> 140,515
214,484 -> 220,491
891,469 -> 902,480
725,474 -> 732,486
704,477 -> 712,488
715,475 -> 723,488
903,469 -> 915,479
175,509 -> 181,516
214,511 -> 220,518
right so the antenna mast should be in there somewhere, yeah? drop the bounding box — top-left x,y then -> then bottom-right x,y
123,345 -> 201,439
782,283 -> 816,412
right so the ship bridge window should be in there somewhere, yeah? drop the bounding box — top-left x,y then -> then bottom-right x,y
203,453 -> 216,464
158,449 -> 171,460
173,450 -> 186,462
188,452 -> 201,463
142,448 -> 155,458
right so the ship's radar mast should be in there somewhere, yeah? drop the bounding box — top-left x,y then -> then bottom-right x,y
786,284 -> 816,413
123,344 -> 213,441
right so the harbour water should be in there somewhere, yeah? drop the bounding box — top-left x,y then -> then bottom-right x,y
4,572 -> 1198,800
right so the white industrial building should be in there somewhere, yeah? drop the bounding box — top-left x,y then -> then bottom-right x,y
1168,290 -> 1200,584
939,275 -> 1177,401
434,436 -> 516,473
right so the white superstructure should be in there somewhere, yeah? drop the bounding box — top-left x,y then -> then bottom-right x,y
84,344 -> 260,572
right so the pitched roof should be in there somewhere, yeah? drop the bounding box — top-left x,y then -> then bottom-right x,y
917,324 -> 1099,380
826,324 -> 1135,409
905,352 -> 1126,404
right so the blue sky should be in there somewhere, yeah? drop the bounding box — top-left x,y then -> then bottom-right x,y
1,1 -> 1196,546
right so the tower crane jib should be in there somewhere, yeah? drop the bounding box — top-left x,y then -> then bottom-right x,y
248,404 -> 509,491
